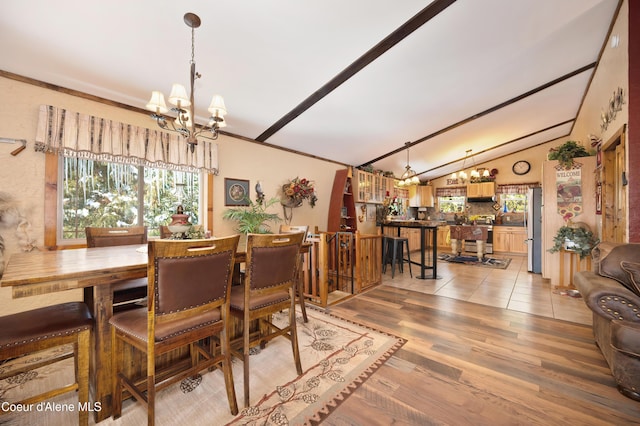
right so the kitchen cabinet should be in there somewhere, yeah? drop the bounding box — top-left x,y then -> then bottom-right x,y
437,225 -> 450,249
408,185 -> 434,207
467,182 -> 495,198
354,169 -> 394,204
493,226 -> 527,253
328,168 -> 357,232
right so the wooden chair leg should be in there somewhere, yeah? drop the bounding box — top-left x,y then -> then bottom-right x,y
297,255 -> 308,323
243,320 -> 251,407
290,291 -> 303,375
111,329 -> 123,419
147,361 -> 156,426
221,330 -> 238,415
77,329 -> 90,426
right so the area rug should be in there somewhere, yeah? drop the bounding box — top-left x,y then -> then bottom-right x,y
0,307 -> 404,426
438,253 -> 512,269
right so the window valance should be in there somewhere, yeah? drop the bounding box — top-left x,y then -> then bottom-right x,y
496,183 -> 538,194
34,105 -> 219,174
435,187 -> 467,197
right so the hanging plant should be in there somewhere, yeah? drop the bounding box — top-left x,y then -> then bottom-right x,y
547,140 -> 591,169
548,224 -> 599,259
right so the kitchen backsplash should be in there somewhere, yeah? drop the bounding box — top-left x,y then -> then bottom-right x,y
408,200 -> 525,224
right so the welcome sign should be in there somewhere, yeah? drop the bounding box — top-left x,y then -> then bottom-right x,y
556,163 -> 583,220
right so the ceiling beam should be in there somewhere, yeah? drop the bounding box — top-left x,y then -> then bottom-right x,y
255,0 -> 457,142
416,118 -> 575,180
359,62 -> 597,167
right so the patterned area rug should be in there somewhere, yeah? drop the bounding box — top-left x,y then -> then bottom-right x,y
0,307 -> 404,425
438,253 -> 512,269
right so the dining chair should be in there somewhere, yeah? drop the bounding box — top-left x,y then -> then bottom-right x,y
229,232 -> 305,407
85,226 -> 148,310
0,302 -> 93,426
278,224 -> 310,322
109,236 -> 240,425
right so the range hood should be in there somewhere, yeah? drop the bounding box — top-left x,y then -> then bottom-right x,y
467,196 -> 495,202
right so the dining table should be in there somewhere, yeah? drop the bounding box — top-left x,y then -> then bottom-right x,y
0,239 -> 310,423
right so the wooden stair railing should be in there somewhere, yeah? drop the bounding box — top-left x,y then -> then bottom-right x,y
306,231 -> 382,307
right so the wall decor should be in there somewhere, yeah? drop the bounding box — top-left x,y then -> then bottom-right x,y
596,182 -> 602,215
224,178 -> 250,206
555,163 -> 583,221
600,87 -> 625,132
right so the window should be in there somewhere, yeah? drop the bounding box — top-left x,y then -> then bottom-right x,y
60,157 -> 200,242
438,196 -> 466,213
499,193 -> 526,213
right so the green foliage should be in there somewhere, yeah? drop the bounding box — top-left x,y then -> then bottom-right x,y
62,158 -> 199,239
222,197 -> 282,234
548,225 -> 599,259
547,140 -> 591,169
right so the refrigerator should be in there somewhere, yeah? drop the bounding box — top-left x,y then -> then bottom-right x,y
526,187 -> 542,273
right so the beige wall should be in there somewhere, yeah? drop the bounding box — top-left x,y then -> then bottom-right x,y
0,77 -> 343,314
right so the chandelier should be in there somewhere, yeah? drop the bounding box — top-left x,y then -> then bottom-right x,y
145,13 -> 227,153
397,142 -> 420,186
451,149 -> 489,183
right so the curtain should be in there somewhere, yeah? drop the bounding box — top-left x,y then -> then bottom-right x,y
34,105 -> 219,174
435,186 -> 467,197
496,183 -> 537,194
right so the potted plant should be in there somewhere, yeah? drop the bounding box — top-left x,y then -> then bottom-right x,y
548,223 -> 599,259
547,140 -> 592,169
223,196 -> 282,234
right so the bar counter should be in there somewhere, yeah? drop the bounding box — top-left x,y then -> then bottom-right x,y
380,220 -> 440,279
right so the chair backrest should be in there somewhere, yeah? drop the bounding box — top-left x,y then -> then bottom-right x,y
86,226 -> 148,247
279,225 -> 309,241
148,235 -> 240,325
245,232 -> 305,294
159,226 -> 173,239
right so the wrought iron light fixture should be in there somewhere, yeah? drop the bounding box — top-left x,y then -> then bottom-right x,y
451,149 -> 490,183
397,142 -> 420,186
145,13 -> 227,153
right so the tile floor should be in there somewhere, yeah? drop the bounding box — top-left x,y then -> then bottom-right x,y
381,251 -> 592,325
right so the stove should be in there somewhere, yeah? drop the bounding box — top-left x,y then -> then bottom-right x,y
464,215 -> 495,254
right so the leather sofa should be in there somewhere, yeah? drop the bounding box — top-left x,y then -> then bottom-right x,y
574,242 -> 640,401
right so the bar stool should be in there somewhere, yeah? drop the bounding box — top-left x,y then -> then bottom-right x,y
382,236 -> 412,278
0,302 -> 93,426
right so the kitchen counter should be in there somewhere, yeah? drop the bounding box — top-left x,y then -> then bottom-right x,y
380,221 -> 439,279
384,220 -> 446,227
449,225 -> 488,241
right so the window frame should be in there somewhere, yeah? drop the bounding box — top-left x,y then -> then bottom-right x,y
44,152 -> 213,249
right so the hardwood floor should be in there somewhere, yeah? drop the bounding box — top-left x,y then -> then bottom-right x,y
323,254 -> 640,425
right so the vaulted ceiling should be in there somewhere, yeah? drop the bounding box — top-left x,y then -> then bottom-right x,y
0,0 -> 621,181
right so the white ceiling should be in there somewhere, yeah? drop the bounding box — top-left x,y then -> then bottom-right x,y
0,0 -> 620,181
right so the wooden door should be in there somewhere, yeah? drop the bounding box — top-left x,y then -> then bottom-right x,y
602,126 -> 627,243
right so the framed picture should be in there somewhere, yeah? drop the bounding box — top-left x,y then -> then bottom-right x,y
225,178 -> 250,206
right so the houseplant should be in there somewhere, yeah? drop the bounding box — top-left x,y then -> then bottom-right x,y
548,223 -> 599,259
223,196 -> 281,234
547,140 -> 592,169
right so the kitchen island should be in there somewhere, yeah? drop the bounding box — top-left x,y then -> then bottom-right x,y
380,220 -> 441,279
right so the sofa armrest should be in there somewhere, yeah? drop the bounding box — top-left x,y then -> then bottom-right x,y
611,320 -> 640,357
574,271 -> 640,323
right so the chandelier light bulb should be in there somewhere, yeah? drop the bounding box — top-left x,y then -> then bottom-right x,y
146,13 -> 228,153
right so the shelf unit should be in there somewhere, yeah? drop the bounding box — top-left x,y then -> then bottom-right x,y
328,168 -> 357,233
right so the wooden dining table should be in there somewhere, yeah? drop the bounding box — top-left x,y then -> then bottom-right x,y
0,240 -> 310,423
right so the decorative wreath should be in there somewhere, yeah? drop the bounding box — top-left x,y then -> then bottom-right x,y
282,177 -> 317,208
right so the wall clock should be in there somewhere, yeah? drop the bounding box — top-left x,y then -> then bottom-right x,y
512,160 -> 531,175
